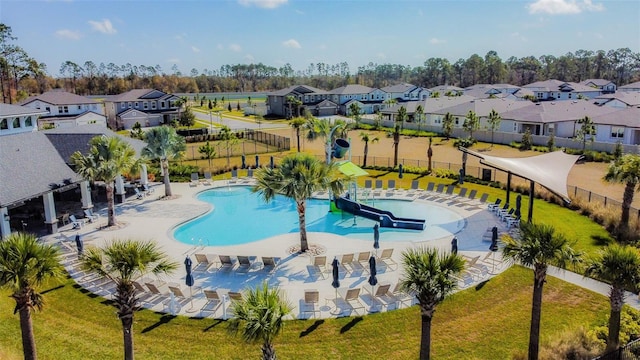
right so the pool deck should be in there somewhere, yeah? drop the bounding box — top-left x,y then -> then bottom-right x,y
43,179 -> 590,320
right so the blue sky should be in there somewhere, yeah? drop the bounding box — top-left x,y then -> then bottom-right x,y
2,0 -> 638,77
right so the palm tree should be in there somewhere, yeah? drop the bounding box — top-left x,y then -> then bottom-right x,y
360,132 -> 379,167
502,222 -> 581,360
462,110 -> 479,142
289,117 -> 306,152
71,135 -> 138,227
285,95 -> 302,119
0,233 -> 64,360
415,104 -> 424,132
487,108 -> 501,147
304,117 -> 351,160
79,239 -> 177,360
348,102 -> 362,126
575,115 -> 596,151
603,154 -> 640,240
253,153 -> 346,252
228,282 -> 292,360
400,247 -> 466,360
584,244 -> 640,353
142,126 -> 186,198
442,112 -> 454,140
393,106 -> 407,167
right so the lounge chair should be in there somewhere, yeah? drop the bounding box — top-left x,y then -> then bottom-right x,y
236,255 -> 254,274
464,256 -> 489,279
201,289 -> 223,315
406,180 -> 420,197
301,289 -> 321,319
467,189 -> 477,201
507,216 -> 521,228
426,182 -> 435,192
310,256 -> 328,279
218,255 -> 236,272
357,251 -> 371,269
343,288 -> 365,315
261,256 -> 279,273
499,208 -> 515,221
453,272 -> 476,289
366,283 -> 396,312
247,168 -> 254,178
83,209 -> 99,223
442,185 -> 455,199
386,180 -> 396,196
190,172 -> 200,187
477,193 -> 489,204
69,214 -> 84,229
340,253 -> 356,275
457,187 -> 468,198
391,283 -> 414,308
373,180 -> 383,197
229,169 -> 238,184
494,202 -> 509,215
363,179 -> 372,193
378,248 -> 398,271
434,183 -> 445,195
142,183 -> 154,196
193,253 -> 218,272
202,172 -> 212,186
134,187 -> 144,200
227,291 -> 243,302
487,198 -> 502,212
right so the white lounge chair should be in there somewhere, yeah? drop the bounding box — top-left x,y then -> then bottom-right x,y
83,209 -> 99,223
69,214 -> 84,229
301,289 -> 321,319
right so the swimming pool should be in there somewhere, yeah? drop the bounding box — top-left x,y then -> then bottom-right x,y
173,186 -> 466,247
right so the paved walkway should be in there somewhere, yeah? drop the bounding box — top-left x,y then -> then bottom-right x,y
41,180 -> 638,321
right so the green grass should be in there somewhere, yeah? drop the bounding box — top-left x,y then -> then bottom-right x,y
0,266 -> 610,359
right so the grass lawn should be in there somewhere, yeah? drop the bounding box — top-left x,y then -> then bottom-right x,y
0,266 -> 610,360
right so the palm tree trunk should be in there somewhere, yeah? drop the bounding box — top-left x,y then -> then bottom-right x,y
363,142 -> 369,167
297,200 -> 308,252
420,312 -> 433,360
620,181 -> 635,232
106,183 -> 116,227
528,267 -> 546,360
393,132 -> 400,167
296,128 -> 301,152
162,159 -> 172,197
19,303 -> 37,360
261,342 -> 276,360
121,316 -> 134,360
606,287 -> 625,353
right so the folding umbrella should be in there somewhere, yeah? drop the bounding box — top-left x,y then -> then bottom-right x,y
74,233 -> 84,258
330,257 -> 341,315
451,237 -> 458,254
489,226 -> 499,273
373,224 -> 380,253
184,256 -> 196,312
368,256 -> 379,312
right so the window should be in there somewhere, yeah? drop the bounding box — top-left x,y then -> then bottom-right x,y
12,117 -> 20,128
0,119 -> 7,130
151,102 -> 156,110
611,127 -> 624,138
160,101 -> 165,108
455,118 -> 459,125
25,116 -> 32,127
58,106 -> 68,114
568,93 -> 572,99
121,103 -> 126,109
45,107 -> 50,112
78,105 -> 82,110
128,102 -> 132,108
143,102 -> 148,110
135,102 -> 139,108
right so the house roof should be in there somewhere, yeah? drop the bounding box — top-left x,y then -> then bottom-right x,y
460,148 -> 581,203
592,92 -> 640,107
430,98 -> 531,117
429,85 -> 464,93
380,83 -> 418,93
500,100 -> 620,124
0,103 -> 48,117
619,81 -> 640,90
421,95 -> 477,113
523,79 -> 597,93
0,131 -> 82,207
330,84 -> 373,95
591,107 -> 640,128
268,85 -> 327,96
580,79 -> 614,87
106,89 -> 176,102
39,111 -> 107,122
19,90 -> 100,106
43,124 -> 146,162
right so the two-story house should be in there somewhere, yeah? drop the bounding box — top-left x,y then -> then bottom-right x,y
20,90 -> 106,129
266,85 -> 333,118
580,79 -> 617,94
0,103 -> 48,136
103,89 -> 181,129
523,79 -> 603,101
329,84 -> 387,115
381,83 -> 431,102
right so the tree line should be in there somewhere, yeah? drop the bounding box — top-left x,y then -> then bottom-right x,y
2,23 -> 639,104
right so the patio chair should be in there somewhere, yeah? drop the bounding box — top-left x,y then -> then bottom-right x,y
202,172 -> 212,186
499,208 -> 515,221
494,202 -> 509,215
301,289 -> 321,319
378,248 -> 398,271
218,255 -> 236,272
406,180 -> 420,197
467,189 -> 477,201
340,253 -> 356,275
134,187 -> 144,200
477,193 -> 489,204
261,256 -> 279,273
373,180 -> 383,197
193,253 -> 219,272
386,180 -> 396,196
83,209 -> 99,223
227,291 -> 243,302
69,214 -> 84,229
229,169 -> 238,184
357,251 -> 371,269
201,289 -> 223,315
343,288 -> 365,315
453,271 -> 476,289
190,172 -> 200,187
507,216 -> 521,228
457,187 -> 468,199
236,255 -> 255,274
365,283 -> 395,312
487,198 -> 502,212
310,256 -> 328,279
434,183 -> 445,195
426,182 -> 435,192
391,283 -> 414,308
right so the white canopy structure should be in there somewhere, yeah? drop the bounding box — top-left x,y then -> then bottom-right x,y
459,148 -> 582,221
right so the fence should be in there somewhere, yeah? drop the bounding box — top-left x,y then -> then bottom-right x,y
594,338 -> 640,360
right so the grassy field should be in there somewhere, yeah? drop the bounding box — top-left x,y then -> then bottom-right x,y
0,266 -> 611,360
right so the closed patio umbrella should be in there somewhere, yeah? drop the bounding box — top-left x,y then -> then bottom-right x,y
373,224 -> 380,252
451,237 -> 458,254
489,226 -> 499,274
331,257 -> 341,315
515,194 -> 522,219
368,256 -> 379,312
184,256 -> 196,312
74,233 -> 84,258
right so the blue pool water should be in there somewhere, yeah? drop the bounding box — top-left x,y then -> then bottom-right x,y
173,186 -> 465,247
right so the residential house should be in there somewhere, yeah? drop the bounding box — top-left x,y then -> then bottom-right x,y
428,85 -> 464,97
618,81 -> 640,93
463,84 -> 521,99
265,85 -> 333,118
592,92 -> 640,109
20,90 -> 106,129
103,89 -> 181,129
0,103 -> 47,136
580,79 -> 616,94
429,98 -> 531,132
591,107 -> 640,145
499,100 -> 619,137
381,83 -> 430,102
523,79 -> 602,101
329,84 -> 386,115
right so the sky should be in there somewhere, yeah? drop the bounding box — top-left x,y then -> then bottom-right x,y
1,0 -> 639,77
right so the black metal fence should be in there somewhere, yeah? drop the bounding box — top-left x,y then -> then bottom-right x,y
594,338 -> 640,360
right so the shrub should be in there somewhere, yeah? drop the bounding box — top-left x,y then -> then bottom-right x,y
453,137 -> 476,148
520,129 -> 533,150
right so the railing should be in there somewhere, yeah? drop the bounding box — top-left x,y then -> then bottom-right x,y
594,338 -> 640,360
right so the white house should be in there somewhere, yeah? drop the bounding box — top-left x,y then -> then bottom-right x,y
523,79 -> 603,101
592,107 -> 640,145
20,90 -> 106,129
0,103 -> 47,136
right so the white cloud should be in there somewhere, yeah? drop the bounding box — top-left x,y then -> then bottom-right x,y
237,0 -> 287,9
376,53 -> 386,60
192,46 -> 201,53
55,29 -> 81,40
229,44 -> 242,52
527,0 -> 604,15
429,38 -> 446,45
282,39 -> 301,49
245,54 -> 255,62
88,19 -> 117,34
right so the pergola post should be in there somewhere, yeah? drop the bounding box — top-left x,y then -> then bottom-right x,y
80,181 -> 93,210
528,181 -> 535,222
42,192 -> 58,234
0,207 -> 10,239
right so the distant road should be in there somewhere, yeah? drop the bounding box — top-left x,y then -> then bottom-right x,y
193,111 -> 288,131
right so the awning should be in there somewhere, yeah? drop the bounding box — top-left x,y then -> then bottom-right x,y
337,161 -> 369,177
459,148 -> 581,203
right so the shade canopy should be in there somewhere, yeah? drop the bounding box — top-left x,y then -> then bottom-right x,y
337,161 -> 369,177
459,148 -> 581,203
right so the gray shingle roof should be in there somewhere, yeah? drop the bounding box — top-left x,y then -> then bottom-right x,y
430,98 -> 531,116
500,100 -> 620,123
0,131 -> 82,207
105,89 -> 160,102
380,83 -> 416,93
19,90 -> 100,106
592,107 -> 640,128
0,103 -> 48,117
329,84 -> 373,95
268,85 -> 327,96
